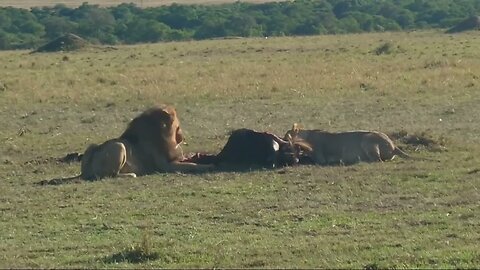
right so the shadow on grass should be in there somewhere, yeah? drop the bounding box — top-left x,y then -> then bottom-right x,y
364,263 -> 379,270
103,246 -> 160,264
36,176 -> 84,186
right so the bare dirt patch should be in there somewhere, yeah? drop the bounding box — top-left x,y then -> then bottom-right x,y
36,177 -> 83,186
388,130 -> 447,152
25,152 -> 83,166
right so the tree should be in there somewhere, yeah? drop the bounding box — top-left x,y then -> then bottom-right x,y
339,15 -> 362,33
395,9 -> 415,28
0,10 -> 12,32
157,3 -> 199,29
18,20 -> 45,36
74,5 -> 116,43
41,17 -> 77,39
224,13 -> 258,36
333,0 -> 363,18
265,11 -> 294,36
0,30 -> 11,49
372,15 -> 401,31
125,18 -> 173,43
194,15 -> 227,39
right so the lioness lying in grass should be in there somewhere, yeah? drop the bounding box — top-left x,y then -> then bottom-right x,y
285,123 -> 418,165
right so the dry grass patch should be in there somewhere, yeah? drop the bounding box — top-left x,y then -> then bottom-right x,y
388,130 -> 448,152
104,232 -> 160,264
372,41 -> 405,55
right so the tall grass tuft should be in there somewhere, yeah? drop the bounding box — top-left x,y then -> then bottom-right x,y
104,231 -> 159,264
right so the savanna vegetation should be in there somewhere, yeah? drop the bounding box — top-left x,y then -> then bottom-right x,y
0,30 -> 479,268
1,0 -> 480,50
0,0 -> 282,9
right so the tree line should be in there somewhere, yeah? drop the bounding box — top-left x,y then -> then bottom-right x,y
1,0 -> 479,50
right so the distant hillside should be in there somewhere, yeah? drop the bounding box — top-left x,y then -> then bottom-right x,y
32,33 -> 89,52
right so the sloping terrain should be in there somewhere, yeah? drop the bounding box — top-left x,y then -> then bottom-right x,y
33,34 -> 90,53
447,15 -> 480,33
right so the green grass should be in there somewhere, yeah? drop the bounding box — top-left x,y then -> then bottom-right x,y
0,30 -> 479,268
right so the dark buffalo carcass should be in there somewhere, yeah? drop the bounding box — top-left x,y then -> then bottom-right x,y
185,128 -> 311,170
217,129 -> 292,168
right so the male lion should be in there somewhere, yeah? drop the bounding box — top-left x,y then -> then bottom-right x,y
285,123 -> 417,165
54,106 -> 213,182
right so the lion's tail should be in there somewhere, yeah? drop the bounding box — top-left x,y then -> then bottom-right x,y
393,147 -> 412,159
36,144 -> 101,185
37,175 -> 82,185
80,143 -> 100,180
393,147 -> 439,162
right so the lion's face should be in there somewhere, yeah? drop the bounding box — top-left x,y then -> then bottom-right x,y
279,131 -> 313,165
120,105 -> 185,161
152,107 -> 184,146
175,126 -> 184,145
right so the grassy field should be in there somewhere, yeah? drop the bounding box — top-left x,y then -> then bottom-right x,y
1,0 -> 283,8
0,30 -> 479,268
